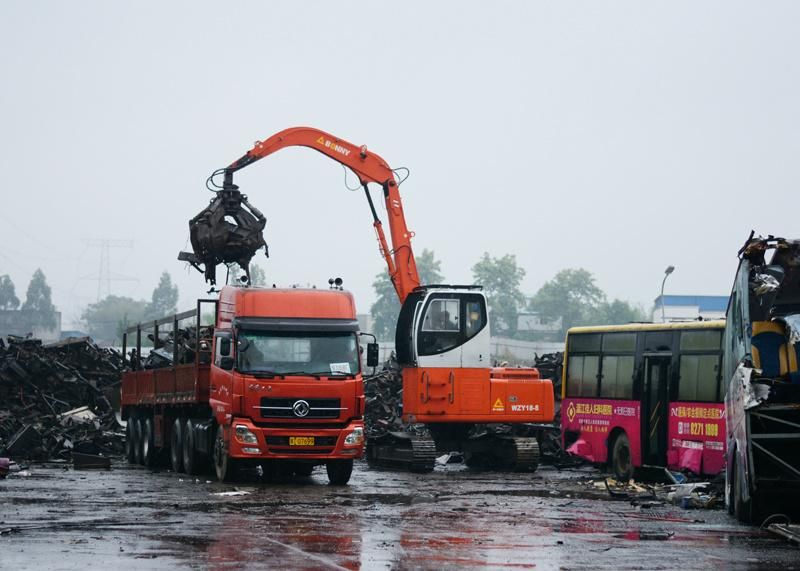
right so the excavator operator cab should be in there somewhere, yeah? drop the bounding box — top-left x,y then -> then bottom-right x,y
395,286 -> 489,369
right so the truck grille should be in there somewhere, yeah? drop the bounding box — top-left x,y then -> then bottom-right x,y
258,397 -> 343,419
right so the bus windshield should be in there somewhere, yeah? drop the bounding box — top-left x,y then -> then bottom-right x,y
236,330 -> 360,376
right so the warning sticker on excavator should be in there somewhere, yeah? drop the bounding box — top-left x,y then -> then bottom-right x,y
316,136 -> 351,157
492,398 -> 505,412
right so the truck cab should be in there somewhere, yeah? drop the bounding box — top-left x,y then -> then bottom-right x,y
209,286 -> 369,482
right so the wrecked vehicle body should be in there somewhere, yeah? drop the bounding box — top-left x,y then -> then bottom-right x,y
724,234 -> 800,523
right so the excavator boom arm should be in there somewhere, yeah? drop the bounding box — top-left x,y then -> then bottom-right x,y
225,127 -> 420,301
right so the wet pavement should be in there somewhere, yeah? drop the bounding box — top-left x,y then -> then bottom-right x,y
1,460 -> 797,570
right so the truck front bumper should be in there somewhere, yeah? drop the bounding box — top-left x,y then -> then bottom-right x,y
227,418 -> 365,460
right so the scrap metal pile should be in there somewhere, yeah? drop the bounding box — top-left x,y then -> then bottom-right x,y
364,355 -> 410,438
134,326 -> 213,370
0,336 -> 125,462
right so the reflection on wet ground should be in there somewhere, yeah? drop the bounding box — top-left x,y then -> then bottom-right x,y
0,461 -> 797,570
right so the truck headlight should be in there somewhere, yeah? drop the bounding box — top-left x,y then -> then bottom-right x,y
344,427 -> 364,446
234,424 -> 258,444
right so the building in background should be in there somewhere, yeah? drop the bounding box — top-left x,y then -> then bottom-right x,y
651,295 -> 728,323
517,312 -> 563,334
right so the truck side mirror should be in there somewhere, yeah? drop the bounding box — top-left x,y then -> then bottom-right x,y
219,356 -> 234,370
220,337 -> 231,356
367,343 -> 380,368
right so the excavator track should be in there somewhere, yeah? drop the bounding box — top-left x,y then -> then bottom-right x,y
366,431 -> 436,473
463,434 -> 540,472
506,437 -> 540,472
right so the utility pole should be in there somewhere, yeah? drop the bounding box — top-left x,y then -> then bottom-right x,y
660,265 -> 675,323
81,239 -> 138,301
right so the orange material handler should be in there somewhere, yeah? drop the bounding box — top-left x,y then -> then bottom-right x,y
182,127 -> 555,471
120,285 -> 375,484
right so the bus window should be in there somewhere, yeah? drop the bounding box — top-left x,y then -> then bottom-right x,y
570,333 -> 601,353
600,355 -> 635,399
567,355 -> 599,397
678,354 -> 721,402
680,330 -> 722,352
602,333 -> 636,353
645,331 -> 672,352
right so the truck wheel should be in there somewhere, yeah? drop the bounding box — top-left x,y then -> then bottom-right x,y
610,433 -> 633,482
183,419 -> 202,475
170,418 -> 184,473
133,417 -> 144,465
326,459 -> 353,485
125,417 -> 136,464
213,425 -> 240,483
142,416 -> 156,467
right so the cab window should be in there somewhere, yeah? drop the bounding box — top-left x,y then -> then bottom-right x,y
421,299 -> 460,332
465,301 -> 485,340
418,298 -> 461,355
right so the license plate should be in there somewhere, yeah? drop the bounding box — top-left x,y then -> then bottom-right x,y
289,436 -> 315,446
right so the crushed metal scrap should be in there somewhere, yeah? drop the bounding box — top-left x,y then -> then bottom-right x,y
0,336 -> 125,462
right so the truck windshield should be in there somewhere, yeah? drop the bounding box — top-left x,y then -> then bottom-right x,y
236,330 -> 360,376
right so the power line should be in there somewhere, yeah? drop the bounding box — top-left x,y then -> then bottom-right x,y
79,239 -> 138,301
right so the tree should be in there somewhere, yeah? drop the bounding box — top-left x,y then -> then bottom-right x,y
370,249 -> 444,341
0,275 -> 20,310
21,269 -> 57,327
146,271 -> 179,318
591,299 -> 648,325
531,268 -> 605,335
472,253 -> 526,336
82,295 -> 149,344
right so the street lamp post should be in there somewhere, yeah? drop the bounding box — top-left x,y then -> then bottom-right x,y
660,265 -> 675,323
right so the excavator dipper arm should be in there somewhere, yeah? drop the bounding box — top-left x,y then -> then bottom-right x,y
221,127 -> 420,301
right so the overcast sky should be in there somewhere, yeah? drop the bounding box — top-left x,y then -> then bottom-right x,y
2,2 -> 799,329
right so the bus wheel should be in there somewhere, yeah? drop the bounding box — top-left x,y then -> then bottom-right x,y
734,460 -> 753,524
125,417 -> 136,464
726,455 -> 735,515
170,418 -> 184,473
142,416 -> 156,467
213,425 -> 240,483
326,459 -> 354,485
610,433 -> 633,482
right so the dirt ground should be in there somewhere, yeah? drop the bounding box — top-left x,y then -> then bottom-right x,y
1,460 -> 797,570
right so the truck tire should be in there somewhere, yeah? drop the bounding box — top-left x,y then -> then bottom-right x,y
213,425 -> 240,483
142,416 -> 156,467
326,459 -> 354,485
183,419 -> 203,476
133,417 -> 144,465
610,433 -> 633,482
125,417 -> 136,464
170,418 -> 184,473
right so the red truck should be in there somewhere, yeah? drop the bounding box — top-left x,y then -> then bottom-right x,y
121,285 -> 376,484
